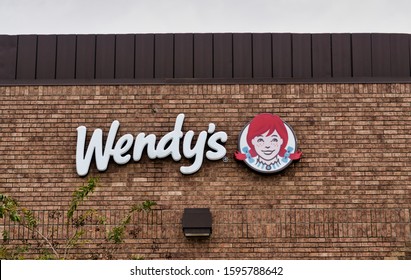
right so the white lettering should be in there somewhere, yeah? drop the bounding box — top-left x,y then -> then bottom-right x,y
113,134 -> 133,164
206,131 -> 228,160
155,114 -> 184,161
76,120 -> 119,176
75,114 -> 228,176
180,130 -> 208,174
133,133 -> 156,161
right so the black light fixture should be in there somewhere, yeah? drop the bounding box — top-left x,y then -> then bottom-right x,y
182,208 -> 212,238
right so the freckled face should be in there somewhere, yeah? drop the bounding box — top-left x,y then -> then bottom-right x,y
251,130 -> 283,161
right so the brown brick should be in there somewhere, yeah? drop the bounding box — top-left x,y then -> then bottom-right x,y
0,84 -> 410,259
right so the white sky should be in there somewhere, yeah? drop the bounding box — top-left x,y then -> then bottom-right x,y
0,0 -> 410,34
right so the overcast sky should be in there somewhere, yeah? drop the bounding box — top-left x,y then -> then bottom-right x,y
0,0 -> 410,34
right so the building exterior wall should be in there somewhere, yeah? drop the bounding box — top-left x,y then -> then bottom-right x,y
0,83 -> 410,259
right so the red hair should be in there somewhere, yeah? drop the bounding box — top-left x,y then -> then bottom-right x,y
235,113 -> 302,161
246,113 -> 288,157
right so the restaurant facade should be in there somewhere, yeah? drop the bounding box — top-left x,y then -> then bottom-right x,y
0,33 -> 410,259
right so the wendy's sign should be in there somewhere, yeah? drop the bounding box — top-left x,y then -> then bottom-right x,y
234,113 -> 302,173
76,114 -> 228,176
75,113 -> 301,176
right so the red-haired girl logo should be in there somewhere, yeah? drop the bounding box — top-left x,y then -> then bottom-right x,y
235,113 -> 302,173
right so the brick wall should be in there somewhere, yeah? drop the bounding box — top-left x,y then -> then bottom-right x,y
0,84 -> 410,259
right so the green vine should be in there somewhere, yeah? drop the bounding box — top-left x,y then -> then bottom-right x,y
107,200 -> 157,244
67,177 -> 98,220
1,177 -> 156,259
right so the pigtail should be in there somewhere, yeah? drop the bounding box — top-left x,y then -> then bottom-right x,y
234,147 -> 257,162
234,151 -> 247,160
289,150 -> 303,160
280,147 -> 302,162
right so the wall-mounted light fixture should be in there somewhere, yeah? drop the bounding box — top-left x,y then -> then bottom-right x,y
182,208 -> 212,238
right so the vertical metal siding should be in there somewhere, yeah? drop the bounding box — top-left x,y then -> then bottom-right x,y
331,34 -> 352,77
213,33 -> 233,78
352,34 -> 372,77
95,35 -> 115,79
312,34 -> 332,78
272,33 -> 292,78
56,35 -> 76,79
75,35 -> 95,79
36,35 -> 57,79
135,34 -> 154,79
292,34 -> 312,78
372,34 -> 391,77
0,33 -> 410,83
16,35 -> 37,79
409,35 -> 411,76
0,35 -> 17,79
174,34 -> 193,78
390,34 -> 410,76
115,34 -> 135,79
154,34 -> 174,78
233,33 -> 252,78
252,33 -> 272,78
193,33 -> 213,78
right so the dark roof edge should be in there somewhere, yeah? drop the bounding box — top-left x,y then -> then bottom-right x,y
1,32 -> 410,36
0,77 -> 410,86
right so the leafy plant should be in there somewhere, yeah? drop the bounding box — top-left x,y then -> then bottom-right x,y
1,194 -> 58,257
130,254 -> 145,260
2,230 -> 9,242
0,177 -> 156,259
68,177 -> 98,220
0,244 -> 30,260
0,194 -> 20,222
107,200 -> 157,244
